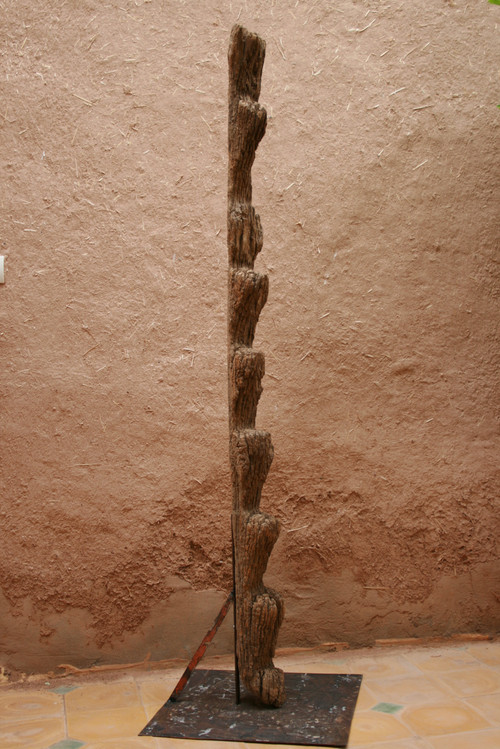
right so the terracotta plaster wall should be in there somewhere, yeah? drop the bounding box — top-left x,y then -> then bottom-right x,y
1,0 -> 499,673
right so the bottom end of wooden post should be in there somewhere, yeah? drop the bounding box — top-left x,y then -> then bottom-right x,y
249,666 -> 286,707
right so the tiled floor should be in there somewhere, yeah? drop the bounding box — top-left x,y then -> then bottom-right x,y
0,640 -> 499,749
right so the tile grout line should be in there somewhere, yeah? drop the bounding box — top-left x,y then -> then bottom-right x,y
135,675 -> 147,712
62,692 -> 69,741
431,669 -> 500,704
349,733 -> 435,748
461,692 -> 500,726
134,675 -> 151,737
427,669 -> 472,697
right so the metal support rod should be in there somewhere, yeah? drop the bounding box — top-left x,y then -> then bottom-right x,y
231,518 -> 241,704
168,590 -> 234,702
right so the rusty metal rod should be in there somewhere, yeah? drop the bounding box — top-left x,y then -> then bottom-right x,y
168,590 -> 234,702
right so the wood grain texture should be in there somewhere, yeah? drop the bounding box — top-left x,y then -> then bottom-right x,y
227,24 -> 285,708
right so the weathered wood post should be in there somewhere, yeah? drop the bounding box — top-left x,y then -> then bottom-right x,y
227,24 -> 286,708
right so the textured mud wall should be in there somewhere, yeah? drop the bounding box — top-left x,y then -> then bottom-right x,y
1,0 -> 499,673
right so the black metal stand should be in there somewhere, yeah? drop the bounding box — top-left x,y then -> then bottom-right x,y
140,668 -> 362,747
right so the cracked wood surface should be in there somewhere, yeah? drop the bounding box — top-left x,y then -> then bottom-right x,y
227,24 -> 285,708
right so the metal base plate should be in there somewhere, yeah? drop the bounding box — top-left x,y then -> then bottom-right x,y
140,669 -> 362,747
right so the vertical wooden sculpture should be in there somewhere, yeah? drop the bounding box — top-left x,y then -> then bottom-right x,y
227,25 -> 286,708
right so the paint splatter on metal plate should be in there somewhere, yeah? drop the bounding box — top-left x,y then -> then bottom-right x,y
140,669 -> 362,747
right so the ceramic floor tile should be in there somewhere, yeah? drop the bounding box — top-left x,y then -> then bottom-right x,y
242,744 -> 304,749
134,670 -> 183,683
347,654 -> 419,680
48,740 -> 86,749
246,745 -> 321,749
0,716 -> 66,749
168,741 -> 246,749
366,674 -> 455,705
466,642 -> 500,668
134,668 -> 184,683
464,692 -> 500,725
348,709 -> 412,744
84,739 -> 162,748
277,654 -> 351,668
437,665 -> 500,697
349,738 -> 433,749
65,679 -> 141,712
51,685 -> 80,695
144,702 -> 161,720
372,701 -> 404,714
0,690 -> 63,724
426,728 -> 500,749
66,704 -> 147,742
137,677 -> 178,709
355,683 -> 378,710
402,700 -> 491,736
403,648 -> 478,674
280,659 -> 356,674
